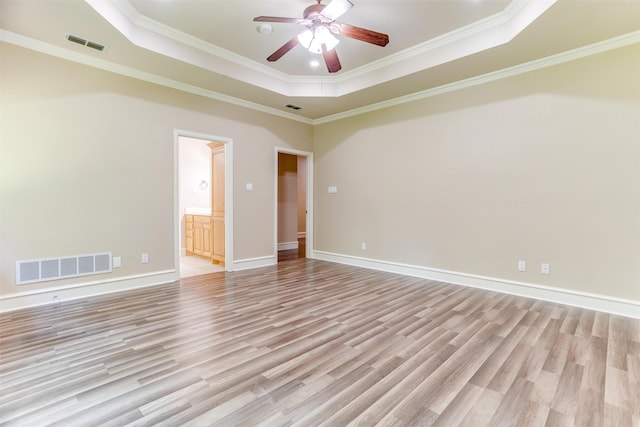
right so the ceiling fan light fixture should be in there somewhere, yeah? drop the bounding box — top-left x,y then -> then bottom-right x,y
297,29 -> 313,48
255,0 -> 387,72
297,26 -> 339,54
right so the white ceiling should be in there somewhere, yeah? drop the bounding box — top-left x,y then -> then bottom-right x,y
1,0 -> 639,122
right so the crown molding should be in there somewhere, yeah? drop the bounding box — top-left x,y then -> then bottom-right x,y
0,29 -> 313,125
84,0 -> 555,98
110,0 -> 288,80
332,0 -> 553,86
2,29 -> 637,125
312,30 -> 640,125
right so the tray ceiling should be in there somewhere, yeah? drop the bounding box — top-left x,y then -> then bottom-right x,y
1,0 -> 639,122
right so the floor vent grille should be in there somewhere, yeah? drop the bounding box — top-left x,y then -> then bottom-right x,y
16,252 -> 112,285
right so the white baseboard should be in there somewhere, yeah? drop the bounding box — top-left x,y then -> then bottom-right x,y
1,254 -> 278,312
233,255 -> 276,271
312,250 -> 640,319
278,241 -> 299,251
6,251 -> 636,319
0,270 -> 178,313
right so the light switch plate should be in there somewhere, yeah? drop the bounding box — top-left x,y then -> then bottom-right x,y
328,186 -> 337,193
245,183 -> 253,191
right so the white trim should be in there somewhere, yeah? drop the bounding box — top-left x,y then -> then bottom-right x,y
0,270 -> 177,313
107,0 -> 285,79
224,138 -> 234,272
84,0 -> 555,98
278,242 -> 299,251
174,130 -> 235,274
275,148 -> 314,261
2,28 -> 637,125
233,256 -> 276,271
313,30 -> 640,124
312,250 -> 640,320
0,29 -> 312,125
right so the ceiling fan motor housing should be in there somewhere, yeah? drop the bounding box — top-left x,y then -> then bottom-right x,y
303,4 -> 326,20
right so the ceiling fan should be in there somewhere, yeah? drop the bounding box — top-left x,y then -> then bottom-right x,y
254,0 -> 389,73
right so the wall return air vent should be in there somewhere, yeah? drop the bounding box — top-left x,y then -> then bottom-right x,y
65,33 -> 107,52
16,252 -> 112,285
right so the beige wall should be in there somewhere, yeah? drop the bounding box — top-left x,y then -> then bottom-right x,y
313,44 -> 640,301
0,43 -> 313,296
2,41 -> 638,305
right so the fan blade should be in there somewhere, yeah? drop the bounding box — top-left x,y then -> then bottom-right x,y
267,37 -> 299,62
334,23 -> 389,47
254,16 -> 305,24
322,44 -> 342,73
320,0 -> 353,21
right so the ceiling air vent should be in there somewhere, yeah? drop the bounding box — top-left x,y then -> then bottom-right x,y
65,34 -> 107,52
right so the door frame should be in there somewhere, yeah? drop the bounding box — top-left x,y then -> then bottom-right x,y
174,129 -> 234,274
274,147 -> 314,260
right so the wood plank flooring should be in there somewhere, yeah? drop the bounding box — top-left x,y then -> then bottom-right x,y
1,259 -> 638,426
278,238 -> 306,262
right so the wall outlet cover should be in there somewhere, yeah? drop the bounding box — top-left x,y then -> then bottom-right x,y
541,263 -> 550,274
518,260 -> 526,272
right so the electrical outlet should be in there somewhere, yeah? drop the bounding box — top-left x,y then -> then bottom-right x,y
113,257 -> 122,268
141,253 -> 149,264
541,263 -> 550,274
361,242 -> 367,250
518,260 -> 526,272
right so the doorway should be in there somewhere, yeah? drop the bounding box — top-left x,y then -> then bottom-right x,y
275,148 -> 313,262
175,131 -> 233,277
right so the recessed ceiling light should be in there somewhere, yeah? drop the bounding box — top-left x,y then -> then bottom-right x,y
309,59 -> 320,68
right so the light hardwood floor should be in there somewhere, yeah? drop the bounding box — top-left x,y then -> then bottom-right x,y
1,259 -> 638,426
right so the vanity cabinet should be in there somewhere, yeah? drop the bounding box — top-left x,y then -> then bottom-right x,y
186,215 -> 194,254
185,214 -> 212,259
209,143 -> 225,265
183,142 -> 225,265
